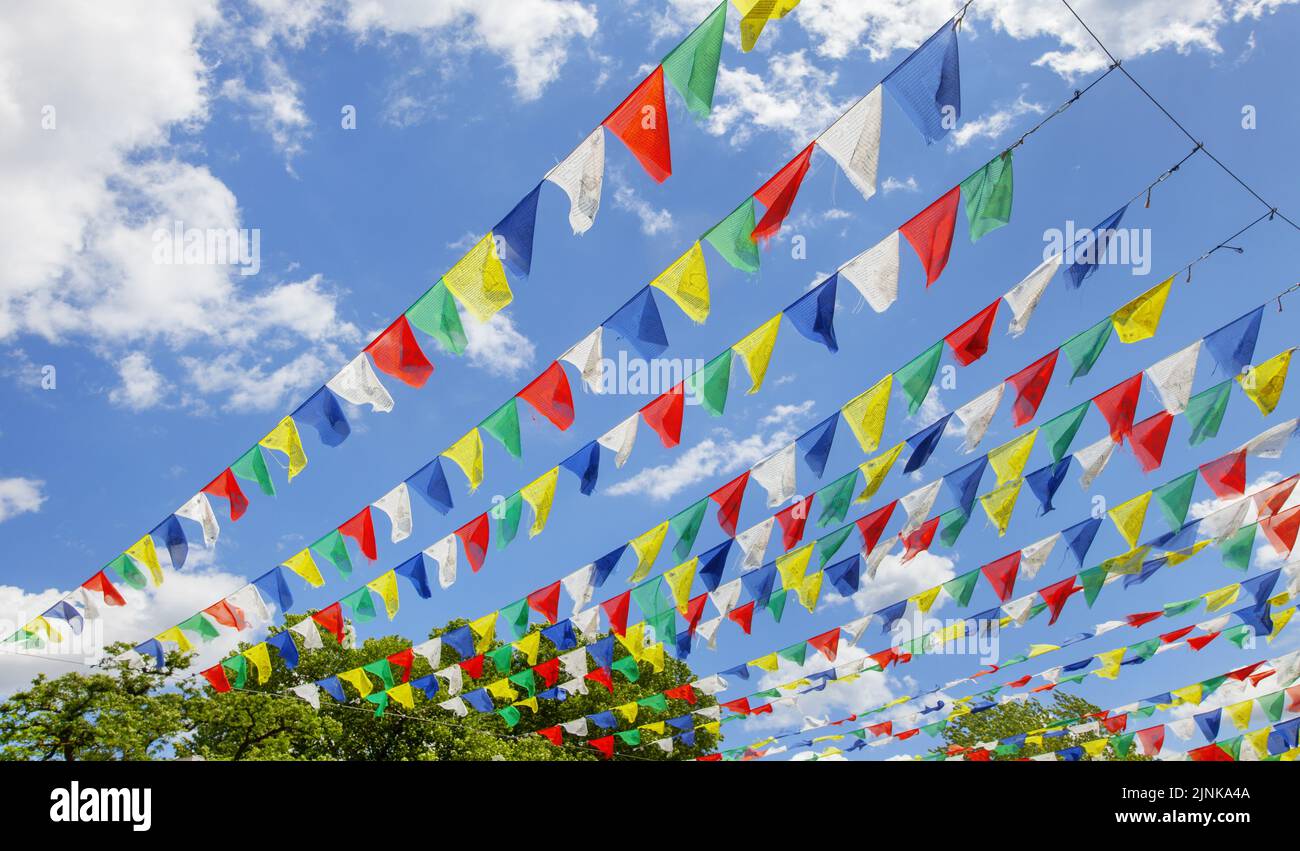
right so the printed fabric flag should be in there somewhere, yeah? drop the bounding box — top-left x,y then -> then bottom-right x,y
443,233 -> 513,323
603,65 -> 672,183
752,144 -> 815,242
649,242 -> 710,322
406,281 -> 467,356
883,18 -> 961,143
1111,276 -> 1173,343
704,199 -> 760,274
734,0 -> 801,52
733,315 -> 782,393
545,127 -> 605,235
662,1 -> 727,118
259,416 -> 308,481
816,85 -> 883,202
900,186 -> 961,286
960,152 -> 1013,241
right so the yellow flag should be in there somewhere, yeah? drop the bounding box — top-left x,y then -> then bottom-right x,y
157,626 -> 193,652
649,241 -> 710,323
444,233 -> 513,322
775,543 -> 814,590
339,668 -> 373,698
940,621 -> 967,644
643,642 -> 665,673
126,535 -> 164,586
367,571 -> 401,619
1110,276 -> 1172,343
515,696 -> 539,713
259,416 -> 308,480
1270,607 -> 1296,642
641,721 -> 666,736
244,643 -> 272,684
1094,647 -> 1125,680
664,558 -> 698,614
795,571 -> 823,612
1226,700 -> 1254,730
1107,491 -> 1152,549
731,314 -> 782,394
1238,348 -> 1294,416
701,721 -> 721,737
469,612 -> 498,652
987,430 -> 1037,485
628,521 -> 670,582
1245,729 -> 1273,760
1083,738 -> 1110,757
1165,539 -> 1211,566
1172,684 -> 1203,705
909,585 -> 941,614
487,678 -> 518,701
1098,546 -> 1149,576
1202,583 -> 1240,613
855,442 -> 903,503
26,617 -> 57,641
520,467 -> 559,537
734,0 -> 801,52
812,734 -> 843,744
751,653 -> 779,672
443,429 -> 484,492
513,631 -> 542,666
1026,734 -> 1043,747
842,375 -> 892,453
1027,643 -> 1059,658
387,682 -> 415,709
615,702 -> 639,723
979,479 -> 1023,536
282,549 -> 324,587
618,622 -> 646,661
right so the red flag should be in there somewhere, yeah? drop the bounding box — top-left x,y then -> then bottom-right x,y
1125,611 -> 1161,628
1101,713 -> 1128,734
981,552 -> 1022,602
526,581 -> 562,624
602,66 -> 672,183
1255,474 -> 1300,519
201,664 -> 232,693
855,500 -> 897,553
454,513 -> 490,573
1261,504 -> 1300,560
899,186 -> 961,286
965,748 -> 992,761
1040,576 -> 1078,625
517,361 -> 575,431
590,734 -> 616,760
1188,742 -> 1233,762
1187,632 -> 1220,651
752,144 -> 815,242
869,648 -> 897,670
387,648 -> 414,682
1005,350 -> 1059,426
774,495 -> 813,551
896,728 -> 920,741
867,721 -> 893,737
204,600 -> 246,631
203,468 -> 249,521
599,592 -> 631,640
459,654 -> 485,679
1159,625 -> 1195,644
944,300 -> 1001,366
696,753 -> 723,761
339,506 -> 378,561
1247,669 -> 1273,687
807,627 -> 841,662
1228,661 -> 1265,682
901,515 -> 940,562
1007,675 -> 1032,687
585,667 -> 614,693
709,472 -> 749,536
83,571 -> 126,607
1136,725 -> 1165,756
749,703 -> 773,715
1198,450 -> 1246,499
727,600 -> 755,634
534,658 -> 561,687
721,697 -> 751,715
312,602 -> 345,644
1287,684 -> 1300,712
665,684 -> 697,704
1092,373 -> 1143,443
684,594 -> 708,634
365,315 -> 434,388
1129,411 -> 1174,472
640,382 -> 685,448
537,725 -> 564,747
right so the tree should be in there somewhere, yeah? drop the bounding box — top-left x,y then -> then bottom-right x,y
932,692 -> 1150,760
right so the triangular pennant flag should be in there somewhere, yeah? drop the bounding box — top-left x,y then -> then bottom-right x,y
454,514 -> 490,574
1003,255 -> 1061,337
945,300 -> 1000,366
520,468 -> 560,538
443,429 -> 485,491
1185,381 -> 1233,445
841,375 -> 892,453
954,384 -> 1005,452
1238,348 -> 1293,416
649,241 -> 709,323
856,443 -> 903,504
371,482 -> 413,544
1060,318 -> 1112,384
545,127 -> 604,235
732,315 -> 782,394
202,469 -> 248,522
988,429 -> 1037,485
896,342 -> 944,415
981,552 -> 1021,602
1006,350 -> 1059,426
839,231 -> 899,313
662,1 -> 727,118
364,315 -> 434,388
751,443 -> 797,507
1131,411 -> 1174,472
686,350 -> 732,417
598,414 -> 639,468
899,186 -> 961,286
602,65 -> 672,182
703,199 -> 760,274
640,383 -> 685,448
979,480 -> 1022,536
752,143 -> 815,241
1204,306 -> 1264,377
1065,206 -> 1126,289
818,84 -> 882,201
883,18 -> 961,143
1145,339 -> 1202,414
1093,373 -> 1143,443
1108,492 -> 1152,548
1111,277 -> 1173,343
709,472 -> 749,537
785,275 -> 839,353
960,151 -> 1013,241
1074,435 -> 1115,490
904,414 -> 951,474
339,507 -> 378,561
231,445 -> 276,497
1199,450 -> 1246,499
518,361 -> 576,431
1152,470 -> 1198,532
559,327 -> 605,394
366,571 -> 401,620
629,522 -> 671,583
736,0 -> 800,51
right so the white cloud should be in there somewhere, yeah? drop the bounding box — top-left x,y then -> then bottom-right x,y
108,352 -> 166,410
948,92 -> 1046,150
612,179 -> 675,236
182,348 -> 335,413
707,51 -> 852,148
342,0 -> 600,101
464,312 -> 536,377
881,176 -> 919,194
761,400 -> 815,426
0,478 -> 45,523
219,56 -> 312,172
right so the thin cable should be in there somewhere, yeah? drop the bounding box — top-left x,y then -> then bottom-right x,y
1058,0 -> 1300,233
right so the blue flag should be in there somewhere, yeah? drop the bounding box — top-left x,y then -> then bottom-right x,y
267,630 -> 299,669
317,676 -> 347,703
1061,516 -> 1103,567
463,688 -> 494,713
150,515 -> 188,571
741,563 -> 776,605
784,274 -> 839,353
407,458 -> 454,515
883,19 -> 961,143
1025,459 -> 1071,514
293,386 -> 350,448
44,600 -> 83,635
560,441 -> 601,495
588,635 -> 615,670
1241,568 -> 1281,608
252,568 -> 294,611
825,554 -> 860,596
943,455 -> 987,512
441,626 -> 475,660
1203,305 -> 1263,376
697,539 -> 732,591
541,619 -> 576,651
604,287 -> 669,359
796,414 -> 839,479
1194,708 -> 1222,742
135,639 -> 165,668
1066,206 -> 1127,288
395,553 -> 432,598
877,600 -> 908,633
492,183 -> 542,277
904,414 -> 951,474
411,673 -> 440,699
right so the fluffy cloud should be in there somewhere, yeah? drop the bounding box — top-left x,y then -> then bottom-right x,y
464,312 -> 536,378
0,478 -> 45,523
706,51 -> 853,148
948,92 -> 1046,149
108,352 -> 166,411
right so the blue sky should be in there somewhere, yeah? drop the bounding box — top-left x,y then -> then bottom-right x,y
3,0 -> 1300,759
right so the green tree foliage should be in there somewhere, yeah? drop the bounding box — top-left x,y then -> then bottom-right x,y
932,692 -> 1150,761
2,613 -> 718,762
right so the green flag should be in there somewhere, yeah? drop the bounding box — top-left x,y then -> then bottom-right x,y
1162,597 -> 1200,618
938,507 -> 971,547
1078,565 -> 1107,607
669,499 -> 710,561
1219,523 -> 1256,571
703,199 -> 760,273
406,280 -> 467,355
959,151 -> 1014,241
1184,381 -> 1233,445
1152,471 -> 1197,532
311,530 -> 353,578
486,644 -> 513,674
179,613 -> 220,641
481,399 -> 522,459
612,655 -> 641,683
632,576 -> 668,617
231,445 -> 276,496
1110,732 -> 1135,758
491,492 -> 524,549
108,554 -> 148,590
942,570 -> 980,607
1059,318 -> 1112,383
896,341 -> 944,414
1040,401 -> 1091,463
341,587 -> 377,622
686,350 -> 733,417
647,608 -> 676,644
816,470 -> 858,527
508,668 -> 536,697
497,705 -> 521,728
500,598 -> 530,639
222,654 -> 248,689
638,692 -> 668,713
765,588 -> 788,623
362,659 -> 394,688
815,525 -> 855,565
661,1 -> 727,118
777,641 -> 807,666
1258,691 -> 1285,722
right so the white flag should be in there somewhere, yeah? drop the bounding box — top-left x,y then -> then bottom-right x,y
327,353 -> 394,413
176,492 -> 220,547
1074,435 -> 1115,490
709,578 -> 743,616
953,384 -> 1005,452
372,482 -> 413,543
693,674 -> 728,695
559,648 -> 589,678
572,607 -> 601,638
838,230 -> 900,313
1241,418 -> 1299,459
437,665 -> 463,696
1002,254 -> 1061,337
1020,533 -> 1060,580
597,414 -> 639,468
227,585 -> 269,622
561,564 -> 596,615
412,638 -> 442,668
750,443 -> 798,507
291,683 -> 320,709
290,617 -> 323,650
559,327 -> 606,393
438,696 -> 468,717
899,480 -> 943,533
545,127 -> 604,235
735,517 -> 775,570
695,616 -> 723,649
1145,340 -> 1201,414
560,717 -> 589,736
817,85 -> 882,202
